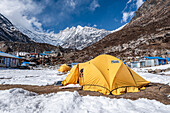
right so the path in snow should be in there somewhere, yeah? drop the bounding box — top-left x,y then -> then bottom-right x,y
0,88 -> 169,113
0,69 -> 67,86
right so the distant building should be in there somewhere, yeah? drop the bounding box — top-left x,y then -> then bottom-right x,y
29,53 -> 39,58
131,60 -> 145,68
38,53 -> 49,58
0,51 -> 21,68
144,57 -> 166,65
130,56 -> 168,68
43,50 -> 63,57
13,52 -> 30,57
165,57 -> 170,63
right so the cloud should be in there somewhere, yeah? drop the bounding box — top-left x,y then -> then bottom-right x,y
0,0 -> 101,33
93,24 -> 97,27
69,0 -> 76,9
122,0 -> 133,12
122,11 -> 134,23
121,0 -> 144,23
136,0 -> 144,8
43,0 -> 100,28
89,0 -> 100,11
114,18 -> 118,22
0,0 -> 44,32
127,0 -> 132,4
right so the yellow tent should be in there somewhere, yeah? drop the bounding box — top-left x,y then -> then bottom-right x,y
58,64 -> 71,72
62,54 -> 150,95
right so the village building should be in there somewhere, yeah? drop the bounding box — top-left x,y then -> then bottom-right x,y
130,56 -> 168,68
0,51 -> 21,68
13,51 -> 30,57
144,57 -> 167,65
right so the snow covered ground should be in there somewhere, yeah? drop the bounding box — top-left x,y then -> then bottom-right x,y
0,64 -> 170,113
132,64 -> 170,85
136,72 -> 170,85
0,69 -> 68,86
133,64 -> 170,72
0,64 -> 169,86
0,88 -> 169,113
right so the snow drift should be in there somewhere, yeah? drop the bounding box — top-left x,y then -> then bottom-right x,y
0,88 -> 169,113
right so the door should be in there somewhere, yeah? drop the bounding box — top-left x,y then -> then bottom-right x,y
6,58 -> 10,67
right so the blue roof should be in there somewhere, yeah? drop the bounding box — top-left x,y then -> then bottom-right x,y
21,62 -> 30,66
0,51 -> 21,59
43,51 -> 51,54
166,57 -> 170,61
144,56 -> 166,60
39,53 -> 47,55
71,63 -> 79,65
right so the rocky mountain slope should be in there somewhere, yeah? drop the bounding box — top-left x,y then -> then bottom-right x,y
0,13 -> 32,43
63,0 -> 170,63
19,25 -> 112,50
0,41 -> 74,59
0,13 -> 72,54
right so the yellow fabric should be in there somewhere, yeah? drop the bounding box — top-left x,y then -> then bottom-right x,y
62,64 -> 79,85
62,54 -> 150,95
58,64 -> 71,72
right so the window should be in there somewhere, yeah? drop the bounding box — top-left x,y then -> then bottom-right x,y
12,58 -> 16,65
0,57 -> 5,64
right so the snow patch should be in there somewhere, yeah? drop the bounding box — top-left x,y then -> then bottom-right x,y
0,69 -> 68,86
136,72 -> 170,85
132,64 -> 170,85
0,88 -> 170,113
141,64 -> 170,71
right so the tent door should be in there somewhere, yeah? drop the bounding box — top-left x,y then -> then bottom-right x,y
79,69 -> 84,86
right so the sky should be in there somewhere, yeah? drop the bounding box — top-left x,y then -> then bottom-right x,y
0,0 -> 144,33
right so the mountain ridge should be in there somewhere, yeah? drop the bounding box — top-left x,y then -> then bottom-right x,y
0,13 -> 33,43
18,24 -> 112,50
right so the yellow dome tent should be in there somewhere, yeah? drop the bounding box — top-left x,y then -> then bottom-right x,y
62,54 -> 150,95
58,64 -> 71,72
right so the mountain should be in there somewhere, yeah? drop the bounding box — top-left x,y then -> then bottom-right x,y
0,12 -> 118,51
18,25 -> 112,50
0,13 -> 71,55
0,13 -> 32,43
62,0 -> 170,63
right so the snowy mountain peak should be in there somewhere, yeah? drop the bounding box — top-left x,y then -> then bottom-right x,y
77,25 -> 83,29
19,25 -> 113,50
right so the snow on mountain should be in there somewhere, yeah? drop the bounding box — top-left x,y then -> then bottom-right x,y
18,25 -> 113,50
55,25 -> 113,49
0,13 -> 32,43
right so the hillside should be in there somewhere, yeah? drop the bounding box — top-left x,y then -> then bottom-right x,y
0,13 -> 72,54
0,13 -> 32,43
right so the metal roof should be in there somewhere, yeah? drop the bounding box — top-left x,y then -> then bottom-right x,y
144,56 -> 166,60
166,57 -> 170,61
39,53 -> 47,55
0,51 -> 21,59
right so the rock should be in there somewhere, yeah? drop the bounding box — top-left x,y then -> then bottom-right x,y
154,69 -> 162,73
165,68 -> 170,72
